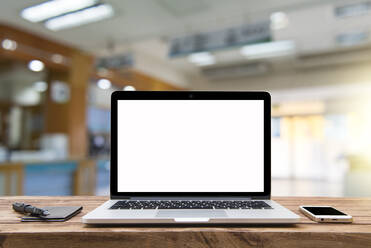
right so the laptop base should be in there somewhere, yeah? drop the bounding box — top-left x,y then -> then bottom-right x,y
83,200 -> 300,224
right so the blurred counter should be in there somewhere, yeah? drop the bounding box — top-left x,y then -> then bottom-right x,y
0,157 -> 109,196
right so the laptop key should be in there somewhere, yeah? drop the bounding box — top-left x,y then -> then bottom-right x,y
109,200 -> 273,210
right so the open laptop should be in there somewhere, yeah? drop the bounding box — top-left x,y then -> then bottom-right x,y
83,91 -> 299,224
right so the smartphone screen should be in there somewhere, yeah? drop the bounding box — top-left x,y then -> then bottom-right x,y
303,207 -> 347,216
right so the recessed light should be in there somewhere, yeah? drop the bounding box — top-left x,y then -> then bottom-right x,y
28,60 -> 45,72
188,52 -> 216,66
123,85 -> 136,91
45,4 -> 114,31
21,0 -> 98,23
97,79 -> 111,90
1,39 -> 17,51
270,12 -> 289,30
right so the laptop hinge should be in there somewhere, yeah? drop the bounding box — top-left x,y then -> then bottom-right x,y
113,196 -> 256,200
251,195 -> 270,200
111,196 -> 130,200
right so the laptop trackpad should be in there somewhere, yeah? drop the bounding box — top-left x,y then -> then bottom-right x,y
156,210 -> 227,219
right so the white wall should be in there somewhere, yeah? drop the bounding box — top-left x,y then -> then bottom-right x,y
187,60 -> 371,104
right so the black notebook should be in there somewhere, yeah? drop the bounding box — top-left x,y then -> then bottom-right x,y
21,206 -> 82,222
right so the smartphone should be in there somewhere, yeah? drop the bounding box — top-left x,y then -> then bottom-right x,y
299,206 -> 353,223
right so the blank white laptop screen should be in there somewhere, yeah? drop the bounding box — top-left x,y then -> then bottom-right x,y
117,100 -> 264,192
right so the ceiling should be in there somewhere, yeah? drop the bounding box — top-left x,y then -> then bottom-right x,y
1,0 -> 371,87
0,0 -> 347,53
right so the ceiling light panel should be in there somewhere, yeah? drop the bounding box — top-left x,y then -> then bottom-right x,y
21,0 -> 98,23
45,4 -> 114,31
188,52 -> 216,66
241,40 -> 296,59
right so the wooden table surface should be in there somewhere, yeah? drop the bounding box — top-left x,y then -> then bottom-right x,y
0,196 -> 371,248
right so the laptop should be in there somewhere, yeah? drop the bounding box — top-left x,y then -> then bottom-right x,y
83,91 -> 300,224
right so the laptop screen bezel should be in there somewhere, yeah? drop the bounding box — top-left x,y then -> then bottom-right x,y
110,91 -> 271,199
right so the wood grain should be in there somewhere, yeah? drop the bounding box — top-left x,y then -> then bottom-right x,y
67,52 -> 93,158
0,196 -> 371,248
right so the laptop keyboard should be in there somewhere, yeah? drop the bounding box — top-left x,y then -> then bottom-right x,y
109,200 -> 273,210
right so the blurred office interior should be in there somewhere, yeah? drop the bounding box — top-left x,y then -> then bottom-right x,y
0,0 -> 371,197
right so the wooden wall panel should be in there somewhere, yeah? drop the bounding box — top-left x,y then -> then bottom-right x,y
0,23 -> 75,56
68,52 -> 93,157
45,53 -> 93,158
45,72 -> 69,134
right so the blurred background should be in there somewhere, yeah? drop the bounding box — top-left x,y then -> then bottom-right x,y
0,0 -> 371,197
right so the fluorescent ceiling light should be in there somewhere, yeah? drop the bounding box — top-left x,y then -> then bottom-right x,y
123,85 -> 136,91
21,0 -> 98,23
45,4 -> 114,31
240,40 -> 295,59
188,52 -> 216,66
97,79 -> 111,90
28,60 -> 45,72
270,12 -> 289,30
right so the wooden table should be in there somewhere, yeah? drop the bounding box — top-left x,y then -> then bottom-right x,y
0,196 -> 370,248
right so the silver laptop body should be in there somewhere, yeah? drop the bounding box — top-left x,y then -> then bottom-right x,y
83,91 -> 299,224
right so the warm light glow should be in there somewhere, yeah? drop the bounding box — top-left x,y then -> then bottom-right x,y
21,0 -> 98,23
272,101 -> 325,116
45,4 -> 114,31
33,81 -> 48,92
1,39 -> 17,51
28,60 -> 45,72
123,85 -> 136,91
241,40 -> 295,59
97,79 -> 111,90
188,52 -> 216,66
51,54 -> 65,64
